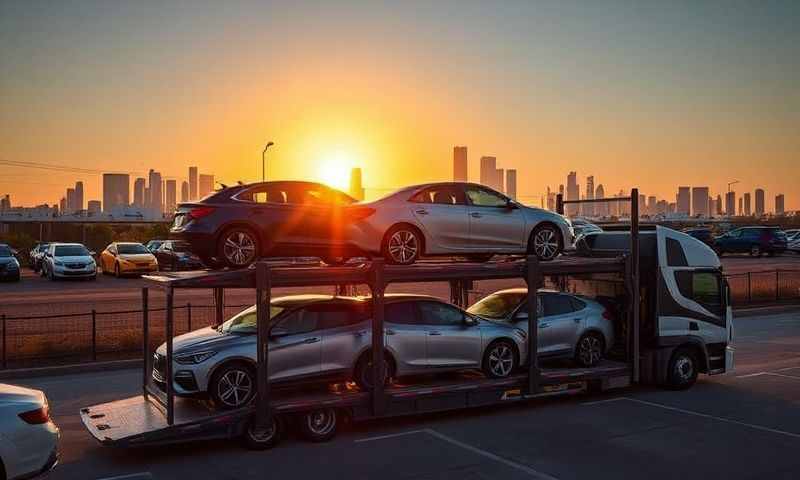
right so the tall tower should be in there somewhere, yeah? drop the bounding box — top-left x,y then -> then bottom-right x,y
148,169 -> 163,213
189,167 -> 198,201
453,146 -> 468,182
165,179 -> 177,214
725,191 -> 736,216
755,188 -> 765,216
744,192 -> 751,216
349,168 -> 365,201
74,181 -> 84,212
566,172 -> 579,216
775,194 -> 785,215
677,187 -> 690,215
181,181 -> 189,203
595,184 -> 605,217
585,176 -> 595,216
199,174 -> 214,198
133,178 -> 146,207
505,170 -> 517,200
479,156 -> 497,189
102,173 -> 130,213
691,187 -> 709,217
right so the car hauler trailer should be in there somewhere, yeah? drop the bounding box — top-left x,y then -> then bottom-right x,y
80,189 -> 733,449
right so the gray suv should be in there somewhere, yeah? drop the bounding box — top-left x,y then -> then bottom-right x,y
154,294 -> 528,409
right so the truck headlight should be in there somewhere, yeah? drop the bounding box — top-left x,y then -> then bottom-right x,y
175,351 -> 217,365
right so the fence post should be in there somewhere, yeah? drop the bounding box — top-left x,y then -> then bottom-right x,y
91,309 -> 97,362
747,272 -> 751,304
776,270 -> 780,302
2,314 -> 6,370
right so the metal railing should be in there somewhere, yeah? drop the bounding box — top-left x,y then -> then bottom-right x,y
724,269 -> 800,306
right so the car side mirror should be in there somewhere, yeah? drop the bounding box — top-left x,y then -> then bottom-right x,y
464,316 -> 478,326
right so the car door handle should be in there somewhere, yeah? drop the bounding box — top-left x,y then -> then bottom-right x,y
415,209 -> 429,215
470,212 -> 482,218
429,331 -> 442,336
539,323 -> 550,329
304,337 -> 321,344
385,329 -> 396,335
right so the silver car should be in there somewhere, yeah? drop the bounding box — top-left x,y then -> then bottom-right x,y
346,182 -> 574,264
154,294 -> 527,409
467,288 -> 615,367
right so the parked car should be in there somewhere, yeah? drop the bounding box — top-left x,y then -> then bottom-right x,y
153,240 -> 205,271
40,243 -> 97,280
154,294 -> 527,409
786,230 -> 800,254
713,226 -> 787,256
467,288 -> 614,367
99,242 -> 159,277
0,383 -> 59,480
0,243 -> 21,282
28,242 -> 50,272
683,228 -> 716,248
784,229 -> 799,242
145,239 -> 166,253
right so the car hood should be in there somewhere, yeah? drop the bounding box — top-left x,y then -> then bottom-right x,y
119,253 -> 156,262
156,326 -> 252,355
0,383 -> 45,408
0,257 -> 17,265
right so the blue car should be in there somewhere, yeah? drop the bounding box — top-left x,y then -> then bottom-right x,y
0,243 -> 21,281
714,226 -> 787,257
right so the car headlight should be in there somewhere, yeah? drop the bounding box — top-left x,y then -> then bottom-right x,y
175,351 -> 217,365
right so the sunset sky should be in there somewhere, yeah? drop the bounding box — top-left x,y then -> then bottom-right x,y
1,1 -> 798,209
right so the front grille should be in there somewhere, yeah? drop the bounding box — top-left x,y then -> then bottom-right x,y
66,263 -> 85,269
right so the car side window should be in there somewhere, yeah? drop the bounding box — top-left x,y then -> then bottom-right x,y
273,309 -> 318,335
418,301 -> 465,326
742,229 -> 760,240
465,186 -> 508,208
410,186 -> 466,205
542,294 -> 574,316
314,304 -> 364,329
728,229 -> 742,238
385,302 -> 418,325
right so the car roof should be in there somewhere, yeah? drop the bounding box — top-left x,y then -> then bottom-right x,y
270,294 -> 365,309
487,288 -> 563,296
51,242 -> 85,247
114,242 -> 145,246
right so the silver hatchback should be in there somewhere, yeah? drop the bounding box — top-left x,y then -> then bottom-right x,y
467,288 -> 615,367
154,294 -> 528,409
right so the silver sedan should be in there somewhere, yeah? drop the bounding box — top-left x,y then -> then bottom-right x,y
154,294 -> 528,409
345,182 -> 574,264
467,288 -> 615,367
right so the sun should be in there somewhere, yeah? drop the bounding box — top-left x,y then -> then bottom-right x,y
318,150 -> 354,191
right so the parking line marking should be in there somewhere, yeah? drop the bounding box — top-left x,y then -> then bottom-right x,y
98,473 -> 154,480
764,372 -> 800,380
423,429 -> 559,480
581,397 -> 627,406
735,372 -> 767,378
355,429 -> 427,443
620,397 -> 800,440
776,366 -> 800,372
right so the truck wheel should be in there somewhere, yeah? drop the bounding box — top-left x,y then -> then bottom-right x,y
575,332 -> 605,367
242,415 -> 283,450
665,347 -> 698,390
482,340 -> 518,378
299,408 -> 338,442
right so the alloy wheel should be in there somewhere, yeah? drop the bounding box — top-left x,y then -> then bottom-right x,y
223,230 -> 257,266
533,227 -> 560,260
388,230 -> 419,264
306,409 -> 336,437
488,344 -> 514,377
578,335 -> 603,367
217,369 -> 253,408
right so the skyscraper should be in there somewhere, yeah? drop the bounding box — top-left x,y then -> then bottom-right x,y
453,146 -> 468,182
677,187 -> 690,215
59,197 -> 66,214
349,168 -> 365,201
647,196 -> 657,216
181,181 -> 189,203
148,170 -> 163,213
103,173 -> 130,213
505,169 -> 517,200
479,156 -> 496,188
775,194 -> 785,215
715,195 -> 723,216
189,166 -> 198,201
691,187 -> 709,217
66,188 -> 75,213
566,172 -> 579,216
725,191 -> 735,216
744,192 -> 751,216
496,168 -> 505,193
133,178 -> 146,207
755,188 -> 765,216
199,174 -> 214,198
87,200 -> 101,214
165,179 -> 177,213
0,194 -> 9,211
74,181 -> 84,212
595,184 -> 605,217
738,197 -> 743,216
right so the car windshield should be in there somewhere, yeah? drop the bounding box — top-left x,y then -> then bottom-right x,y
0,246 -> 12,257
117,244 -> 149,254
54,245 -> 90,257
467,292 -> 527,320
220,306 -> 286,333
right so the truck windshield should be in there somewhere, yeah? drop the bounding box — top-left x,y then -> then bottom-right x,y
220,306 -> 285,334
467,292 -> 527,320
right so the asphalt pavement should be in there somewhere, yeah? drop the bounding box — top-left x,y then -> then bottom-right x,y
15,307 -> 800,480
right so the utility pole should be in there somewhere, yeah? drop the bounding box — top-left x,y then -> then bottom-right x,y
262,141 -> 274,182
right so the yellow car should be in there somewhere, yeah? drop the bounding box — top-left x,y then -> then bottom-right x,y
100,242 -> 159,277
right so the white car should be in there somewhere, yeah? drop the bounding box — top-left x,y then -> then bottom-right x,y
41,243 -> 97,280
0,383 -> 59,480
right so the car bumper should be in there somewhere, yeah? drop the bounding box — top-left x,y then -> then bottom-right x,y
170,230 -> 217,259
52,267 -> 96,278
118,264 -> 159,274
9,420 -> 59,480
152,353 -> 209,396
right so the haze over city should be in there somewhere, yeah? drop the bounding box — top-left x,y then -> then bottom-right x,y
1,1 -> 798,210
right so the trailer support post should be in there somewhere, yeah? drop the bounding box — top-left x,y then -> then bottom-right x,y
556,193 -> 564,215
165,286 -> 175,426
213,287 -> 225,327
142,288 -> 149,400
630,188 -> 640,383
255,262 -> 272,429
526,255 -> 542,395
370,259 -> 386,416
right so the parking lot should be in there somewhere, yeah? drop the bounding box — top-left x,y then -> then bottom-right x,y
15,307 -> 800,480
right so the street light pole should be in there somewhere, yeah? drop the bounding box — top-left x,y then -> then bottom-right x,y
262,141 -> 274,182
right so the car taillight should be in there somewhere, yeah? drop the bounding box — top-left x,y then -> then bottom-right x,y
345,207 -> 376,221
188,206 -> 215,220
602,309 -> 613,321
19,405 -> 50,424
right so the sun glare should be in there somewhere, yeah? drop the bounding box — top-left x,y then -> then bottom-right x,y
318,150 -> 354,191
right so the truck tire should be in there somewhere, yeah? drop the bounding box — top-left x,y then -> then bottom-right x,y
298,408 -> 338,443
242,414 -> 283,450
665,347 -> 699,390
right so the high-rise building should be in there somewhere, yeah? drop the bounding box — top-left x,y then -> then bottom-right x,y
738,197 -> 743,216
181,181 -> 189,203
133,178 -> 146,207
199,174 -> 214,198
566,172 -> 579,216
59,197 -> 66,214
583,176 -> 595,216
715,195 -> 723,216
147,169 -> 163,213
708,197 -> 714,217
479,156 -> 496,188
453,146 -> 468,182
189,166 -> 198,201
165,179 -> 177,214
505,170 -> 517,200
66,188 -> 75,213
744,192 -> 751,216
725,191 -> 735,216
546,186 -> 556,211
349,168 -> 365,201
775,194 -> 785,215
638,194 -> 646,216
647,196 -> 657,216
691,187 -> 709,217
103,173 -> 130,213
74,181 -> 84,212
595,184 -> 605,217
87,200 -> 101,214
496,168 -> 505,193
755,188 -> 765,216
1,194 -> 10,211
677,187 -> 690,215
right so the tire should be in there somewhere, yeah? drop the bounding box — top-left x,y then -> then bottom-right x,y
575,332 -> 605,367
353,352 -> 392,391
210,362 -> 256,410
242,414 -> 283,450
298,408 -> 338,443
529,224 -> 562,261
482,340 -> 518,379
218,227 -> 259,269
382,225 -> 422,265
665,347 -> 699,390
750,245 -> 761,257
465,254 -> 494,263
